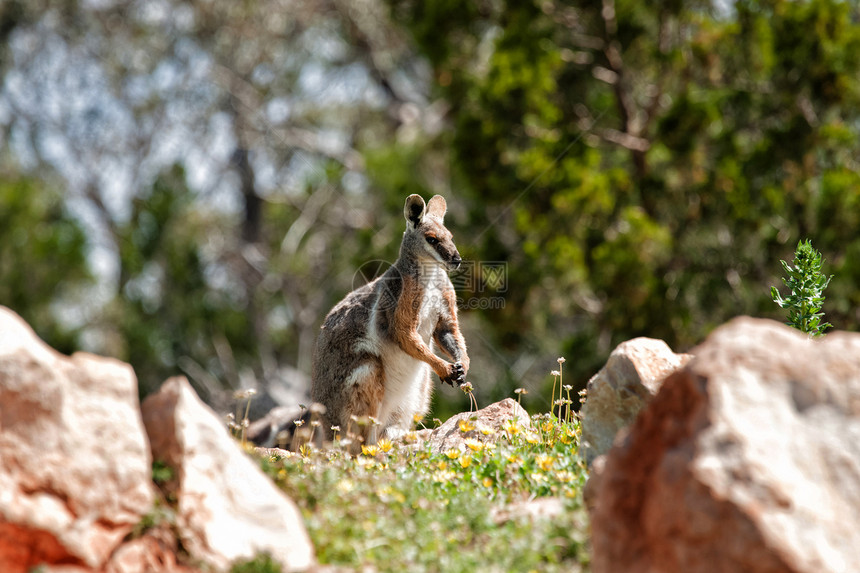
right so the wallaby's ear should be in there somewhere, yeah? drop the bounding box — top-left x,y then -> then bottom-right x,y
404,194 -> 426,227
426,195 -> 447,220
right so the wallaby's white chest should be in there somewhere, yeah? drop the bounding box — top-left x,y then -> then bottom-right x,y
375,265 -> 448,432
416,266 -> 447,342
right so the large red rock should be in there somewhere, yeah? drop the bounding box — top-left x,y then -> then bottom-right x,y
589,317 -> 860,573
0,307 -> 154,572
141,377 -> 315,572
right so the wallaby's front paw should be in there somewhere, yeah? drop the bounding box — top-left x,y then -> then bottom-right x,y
442,361 -> 466,387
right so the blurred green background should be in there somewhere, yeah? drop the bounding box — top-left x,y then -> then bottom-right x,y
1,0 -> 858,419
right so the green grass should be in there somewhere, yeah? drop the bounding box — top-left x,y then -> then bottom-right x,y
256,384 -> 591,573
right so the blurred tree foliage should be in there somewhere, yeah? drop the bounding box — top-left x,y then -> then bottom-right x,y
0,174 -> 91,353
0,0 -> 436,406
106,165 -> 254,397
390,0 -> 860,398
1,0 -> 859,414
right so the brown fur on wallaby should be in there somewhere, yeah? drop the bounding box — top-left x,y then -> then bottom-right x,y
311,194 -> 470,447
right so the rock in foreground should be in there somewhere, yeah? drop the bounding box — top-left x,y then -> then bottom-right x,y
0,307 -> 154,572
142,377 -> 315,572
589,317 -> 860,573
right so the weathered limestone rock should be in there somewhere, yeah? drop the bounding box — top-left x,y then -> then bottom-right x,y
0,307 -> 154,573
580,337 -> 691,464
105,527 -> 197,573
247,405 -> 305,448
589,317 -> 860,573
141,377 -> 315,572
423,398 -> 531,454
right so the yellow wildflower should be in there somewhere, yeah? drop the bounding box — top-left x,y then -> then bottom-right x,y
464,438 -> 484,452
503,420 -> 521,435
478,423 -> 496,436
535,454 -> 554,471
559,429 -> 575,445
459,455 -> 472,468
459,419 -> 475,433
377,438 -> 394,453
445,449 -> 460,460
361,444 -> 379,457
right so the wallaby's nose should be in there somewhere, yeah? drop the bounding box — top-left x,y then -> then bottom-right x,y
451,255 -> 462,269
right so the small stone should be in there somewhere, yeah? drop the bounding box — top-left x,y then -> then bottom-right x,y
408,398 -> 531,455
580,337 -> 691,464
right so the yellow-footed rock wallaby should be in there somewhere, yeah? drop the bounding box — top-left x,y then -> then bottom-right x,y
311,194 -> 470,444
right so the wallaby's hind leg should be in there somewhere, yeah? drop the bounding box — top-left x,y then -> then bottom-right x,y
344,356 -> 386,452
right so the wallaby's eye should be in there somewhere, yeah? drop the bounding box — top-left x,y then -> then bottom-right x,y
426,236 -> 439,246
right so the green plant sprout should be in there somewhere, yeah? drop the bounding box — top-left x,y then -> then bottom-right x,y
771,239 -> 833,337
